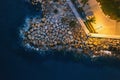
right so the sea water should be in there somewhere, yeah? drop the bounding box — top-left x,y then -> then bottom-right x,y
1,0 -> 120,80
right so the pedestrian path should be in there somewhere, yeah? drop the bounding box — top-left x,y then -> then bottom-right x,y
67,0 -> 90,35
67,0 -> 120,39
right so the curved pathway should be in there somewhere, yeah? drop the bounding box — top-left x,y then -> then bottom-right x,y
88,0 -> 118,35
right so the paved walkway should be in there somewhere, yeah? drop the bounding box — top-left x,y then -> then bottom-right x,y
67,0 -> 120,39
88,0 -> 119,35
116,22 -> 120,35
67,0 -> 90,35
90,33 -> 120,39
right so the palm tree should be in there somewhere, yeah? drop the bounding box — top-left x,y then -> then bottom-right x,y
81,0 -> 89,7
71,0 -> 76,3
53,9 -> 58,14
69,20 -> 77,27
87,17 -> 96,23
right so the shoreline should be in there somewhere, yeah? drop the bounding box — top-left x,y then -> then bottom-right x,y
20,0 -> 120,58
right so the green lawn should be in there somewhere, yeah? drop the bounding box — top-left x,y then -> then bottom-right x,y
96,0 -> 120,21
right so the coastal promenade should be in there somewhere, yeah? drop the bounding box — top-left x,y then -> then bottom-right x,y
69,0 -> 120,39
87,0 -> 120,39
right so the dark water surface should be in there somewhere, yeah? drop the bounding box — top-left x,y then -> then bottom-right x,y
1,0 -> 120,80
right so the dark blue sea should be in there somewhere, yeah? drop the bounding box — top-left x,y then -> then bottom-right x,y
1,0 -> 120,80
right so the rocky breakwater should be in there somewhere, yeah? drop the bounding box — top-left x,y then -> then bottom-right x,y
22,0 -> 120,59
26,0 -> 42,11
23,0 -> 82,51
86,38 -> 120,57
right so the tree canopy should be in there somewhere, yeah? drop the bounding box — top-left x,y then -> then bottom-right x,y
97,0 -> 120,21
